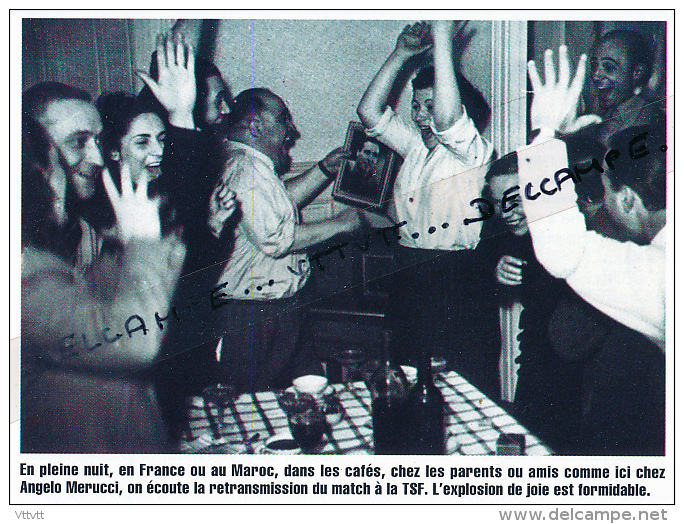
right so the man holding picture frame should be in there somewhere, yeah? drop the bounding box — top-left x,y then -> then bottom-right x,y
334,124 -> 397,209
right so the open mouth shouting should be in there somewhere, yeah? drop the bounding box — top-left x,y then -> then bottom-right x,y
146,161 -> 162,179
419,125 -> 433,140
595,83 -> 614,106
418,125 -> 439,148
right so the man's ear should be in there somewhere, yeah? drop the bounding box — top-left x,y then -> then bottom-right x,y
632,63 -> 647,86
110,150 -> 120,162
248,114 -> 264,139
617,185 -> 638,215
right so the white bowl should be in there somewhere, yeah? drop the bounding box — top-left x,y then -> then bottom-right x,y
292,375 -> 328,396
258,433 -> 301,455
286,385 -> 333,397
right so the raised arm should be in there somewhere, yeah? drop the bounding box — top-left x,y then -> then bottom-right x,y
527,46 -> 602,141
431,20 -> 463,130
137,32 -> 197,130
520,47 -> 664,349
357,21 -> 432,128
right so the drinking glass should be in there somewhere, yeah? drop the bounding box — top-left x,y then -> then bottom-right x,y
333,347 -> 368,392
202,384 -> 236,435
322,390 -> 344,426
286,399 -> 325,454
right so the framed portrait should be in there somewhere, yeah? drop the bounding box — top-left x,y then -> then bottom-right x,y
332,122 -> 399,210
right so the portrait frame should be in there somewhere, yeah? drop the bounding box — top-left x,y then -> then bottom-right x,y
332,121 -> 399,210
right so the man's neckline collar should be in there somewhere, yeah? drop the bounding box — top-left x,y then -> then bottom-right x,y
604,94 -> 647,124
226,140 -> 275,170
652,222 -> 667,246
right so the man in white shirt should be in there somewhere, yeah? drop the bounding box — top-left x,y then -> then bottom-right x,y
520,47 -> 666,351
208,88 -> 363,392
357,20 -> 493,378
520,46 -> 666,454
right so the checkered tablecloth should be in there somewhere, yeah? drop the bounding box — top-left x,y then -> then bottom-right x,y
179,371 -> 551,455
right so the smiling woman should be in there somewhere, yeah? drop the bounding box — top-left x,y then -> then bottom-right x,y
117,113 -> 165,181
97,92 -> 167,186
90,92 -> 176,234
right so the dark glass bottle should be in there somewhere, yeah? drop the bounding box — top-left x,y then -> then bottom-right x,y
370,331 -> 408,455
404,348 -> 446,455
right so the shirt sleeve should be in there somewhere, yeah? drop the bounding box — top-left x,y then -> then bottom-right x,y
365,107 -> 422,158
430,105 -> 493,167
221,155 -> 296,258
518,139 -> 665,349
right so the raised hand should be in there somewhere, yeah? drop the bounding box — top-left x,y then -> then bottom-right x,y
208,181 -> 238,238
45,144 -> 69,226
136,32 -> 197,128
103,164 -> 162,243
395,21 -> 433,57
496,255 -> 527,286
527,46 -> 602,137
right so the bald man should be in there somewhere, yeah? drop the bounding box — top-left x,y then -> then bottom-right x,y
208,88 -> 363,393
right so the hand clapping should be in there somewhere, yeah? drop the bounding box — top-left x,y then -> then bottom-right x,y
395,21 -> 433,57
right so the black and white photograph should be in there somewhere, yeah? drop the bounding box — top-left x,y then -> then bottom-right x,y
333,122 -> 397,208
9,10 -> 674,516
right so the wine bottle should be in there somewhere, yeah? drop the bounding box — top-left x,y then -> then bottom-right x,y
371,331 -> 408,455
404,348 -> 446,454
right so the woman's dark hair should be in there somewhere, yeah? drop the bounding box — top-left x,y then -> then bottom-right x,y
411,66 -> 491,134
597,29 -> 653,87
88,92 -> 170,232
604,124 -> 666,211
411,66 -> 435,91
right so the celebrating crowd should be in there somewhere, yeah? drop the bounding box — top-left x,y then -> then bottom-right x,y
21,20 -> 666,456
